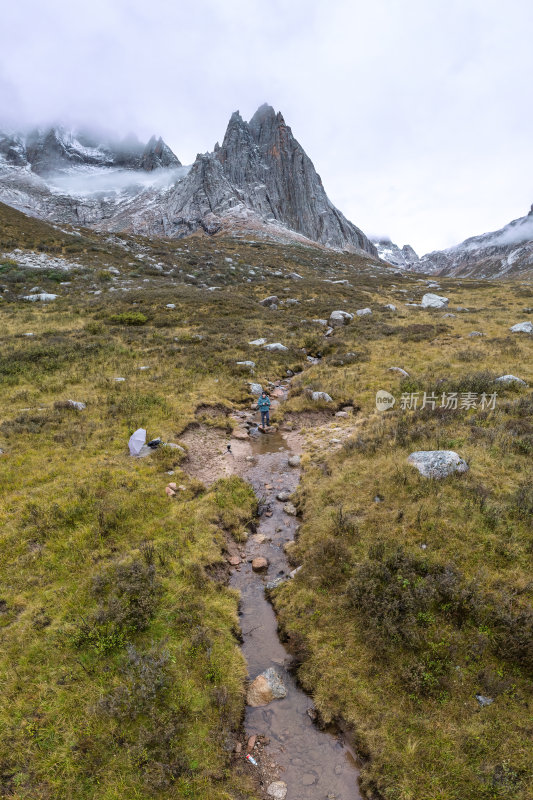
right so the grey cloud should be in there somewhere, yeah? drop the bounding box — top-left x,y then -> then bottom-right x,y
0,0 -> 532,254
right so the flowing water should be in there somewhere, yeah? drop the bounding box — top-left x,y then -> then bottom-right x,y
230,392 -> 362,799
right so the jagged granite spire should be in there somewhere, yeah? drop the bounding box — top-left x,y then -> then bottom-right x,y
215,104 -> 376,254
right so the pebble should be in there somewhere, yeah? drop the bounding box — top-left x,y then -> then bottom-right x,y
266,782 -> 287,800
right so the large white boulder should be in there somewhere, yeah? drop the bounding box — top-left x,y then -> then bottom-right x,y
356,307 -> 372,316
495,374 -> 527,386
408,450 -> 468,479
421,293 -> 449,309
264,342 -> 288,352
510,321 -> 533,334
329,310 -> 354,327
22,292 -> 58,302
310,391 -> 333,402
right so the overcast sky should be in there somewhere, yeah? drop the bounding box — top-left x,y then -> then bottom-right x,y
1,0 -> 532,254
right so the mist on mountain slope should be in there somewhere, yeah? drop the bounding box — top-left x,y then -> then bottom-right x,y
46,165 -> 191,197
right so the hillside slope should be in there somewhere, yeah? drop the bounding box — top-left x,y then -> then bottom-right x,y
0,202 -> 532,800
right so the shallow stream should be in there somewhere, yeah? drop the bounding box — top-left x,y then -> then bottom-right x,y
230,392 -> 362,799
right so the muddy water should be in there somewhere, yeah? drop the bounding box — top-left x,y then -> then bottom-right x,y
230,400 -> 362,799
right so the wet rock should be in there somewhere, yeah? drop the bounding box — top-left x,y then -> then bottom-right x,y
288,454 -> 301,467
408,450 -> 469,479
247,668 -> 287,706
228,556 -> 241,566
251,557 -> 268,571
302,772 -> 318,786
421,293 -> 449,309
276,490 -> 291,502
247,734 -> 257,751
266,781 -> 287,799
510,321 -> 533,333
283,502 -> 297,515
356,307 -> 372,316
329,310 -> 353,327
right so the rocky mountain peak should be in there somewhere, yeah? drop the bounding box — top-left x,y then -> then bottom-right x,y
141,135 -> 182,171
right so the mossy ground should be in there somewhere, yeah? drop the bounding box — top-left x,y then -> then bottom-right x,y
1,201 -> 532,798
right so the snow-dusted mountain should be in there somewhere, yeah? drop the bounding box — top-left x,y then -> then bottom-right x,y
375,207 -> 533,278
0,107 -> 377,255
0,126 -> 181,174
417,205 -> 533,278
372,238 -> 420,270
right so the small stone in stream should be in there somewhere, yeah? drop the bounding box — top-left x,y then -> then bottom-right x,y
266,576 -> 285,589
232,430 -> 249,440
247,735 -> 257,751
284,502 -> 297,515
252,557 -> 268,571
265,511 -> 273,517
267,781 -> 288,799
302,773 -> 318,786
288,455 -> 301,467
247,668 -> 287,707
228,556 -> 241,566
276,490 -> 291,502
251,533 -> 267,544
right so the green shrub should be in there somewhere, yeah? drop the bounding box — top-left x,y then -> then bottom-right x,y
109,312 -> 148,326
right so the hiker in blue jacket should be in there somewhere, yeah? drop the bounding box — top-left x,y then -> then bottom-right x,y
257,391 -> 271,429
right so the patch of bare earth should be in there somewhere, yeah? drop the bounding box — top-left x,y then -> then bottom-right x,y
180,424 -> 250,486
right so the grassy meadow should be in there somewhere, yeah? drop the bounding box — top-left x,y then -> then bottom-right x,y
0,201 -> 532,799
